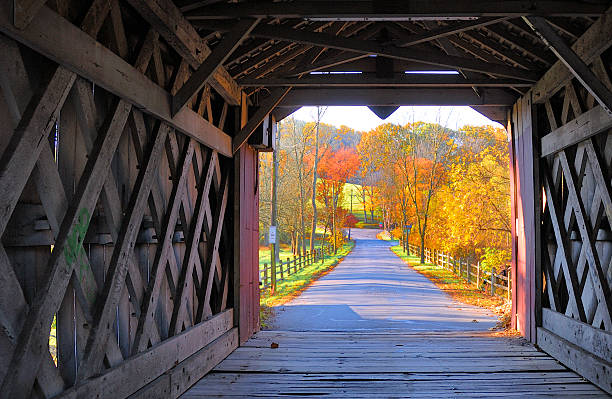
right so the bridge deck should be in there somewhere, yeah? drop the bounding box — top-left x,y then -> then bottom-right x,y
182,330 -> 607,398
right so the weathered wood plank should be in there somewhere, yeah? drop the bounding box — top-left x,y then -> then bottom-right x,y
538,327 -> 612,394
125,0 -> 242,106
0,4 -> 233,156
542,308 -> 612,363
172,19 -> 258,115
532,13 -> 612,103
182,330 -> 608,398
525,16 -> 612,115
57,310 -> 233,399
0,96 -> 132,399
78,122 -> 170,379
540,106 -> 612,157
132,139 -> 195,353
232,88 -> 291,154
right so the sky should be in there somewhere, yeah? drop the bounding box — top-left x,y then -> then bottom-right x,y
289,106 -> 504,132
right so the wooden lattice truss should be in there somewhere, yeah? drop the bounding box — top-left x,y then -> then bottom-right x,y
539,71 -> 612,331
0,1 -> 241,398
0,0 -> 611,398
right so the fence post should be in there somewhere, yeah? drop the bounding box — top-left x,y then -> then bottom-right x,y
476,261 -> 480,288
467,260 -> 471,283
452,257 -> 456,274
507,270 -> 511,301
264,264 -> 268,287
490,269 -> 495,296
293,256 -> 298,273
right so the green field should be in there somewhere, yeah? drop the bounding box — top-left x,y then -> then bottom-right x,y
339,182 -> 382,228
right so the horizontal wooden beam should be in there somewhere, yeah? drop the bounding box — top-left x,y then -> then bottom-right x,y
540,105 -> 612,157
542,308 -> 612,365
56,310 -> 234,399
538,327 -> 612,395
239,75 -> 532,88
278,88 -> 517,106
471,105 -> 510,124
0,4 -> 233,156
232,87 -> 291,154
248,24 -> 538,81
525,16 -> 612,115
532,12 -> 612,103
184,1 -> 609,19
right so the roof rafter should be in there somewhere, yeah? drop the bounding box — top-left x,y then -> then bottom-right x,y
172,18 -> 259,115
126,0 -> 243,105
249,24 -> 539,80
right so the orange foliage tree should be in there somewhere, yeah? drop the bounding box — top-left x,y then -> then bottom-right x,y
316,146 -> 360,253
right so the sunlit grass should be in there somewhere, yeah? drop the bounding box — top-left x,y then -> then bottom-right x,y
390,245 -> 514,331
49,315 -> 57,365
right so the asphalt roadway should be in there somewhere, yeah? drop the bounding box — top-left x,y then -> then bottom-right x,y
269,228 -> 498,331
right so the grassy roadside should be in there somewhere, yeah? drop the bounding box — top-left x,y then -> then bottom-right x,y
390,244 -> 516,334
259,241 -> 355,328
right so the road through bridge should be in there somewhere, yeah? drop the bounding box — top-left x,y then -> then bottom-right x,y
183,229 -> 607,398
0,1 -> 611,398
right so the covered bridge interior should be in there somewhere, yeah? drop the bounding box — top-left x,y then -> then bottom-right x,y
0,0 -> 611,397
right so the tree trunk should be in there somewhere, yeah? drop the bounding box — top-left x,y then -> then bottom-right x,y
309,107 -> 321,254
298,167 -> 307,256
420,234 -> 426,264
362,190 -> 368,222
332,184 -> 336,254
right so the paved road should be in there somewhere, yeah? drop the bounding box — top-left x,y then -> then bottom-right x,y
269,228 -> 498,331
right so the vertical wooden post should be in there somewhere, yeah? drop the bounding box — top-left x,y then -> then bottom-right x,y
477,261 -> 481,288
491,269 -> 495,296
467,260 -> 471,283
507,270 -> 511,302
264,264 -> 268,287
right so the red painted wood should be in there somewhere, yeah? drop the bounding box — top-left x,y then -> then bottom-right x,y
238,145 -> 260,343
510,95 -> 537,342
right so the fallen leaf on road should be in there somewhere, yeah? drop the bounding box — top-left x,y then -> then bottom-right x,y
270,342 -> 279,349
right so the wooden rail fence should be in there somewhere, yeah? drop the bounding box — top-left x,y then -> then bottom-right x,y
400,242 -> 511,302
259,248 -> 331,288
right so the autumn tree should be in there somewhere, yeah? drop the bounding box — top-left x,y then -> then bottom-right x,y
317,146 -> 360,253
429,125 -> 511,267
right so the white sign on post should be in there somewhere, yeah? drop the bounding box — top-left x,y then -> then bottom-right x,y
268,226 -> 277,244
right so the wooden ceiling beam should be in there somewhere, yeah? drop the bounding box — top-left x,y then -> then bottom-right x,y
0,5 -> 232,155
483,24 -> 556,65
283,52 -> 370,76
531,12 -> 612,103
184,1 -> 609,19
12,0 -> 48,28
126,0 -> 242,105
232,88 -> 291,154
525,16 -> 612,115
249,24 -> 539,80
395,17 -> 508,47
172,19 -> 259,115
278,88 -> 517,106
238,75 -> 531,88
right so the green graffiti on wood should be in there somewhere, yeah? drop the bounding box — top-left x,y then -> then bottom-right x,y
64,208 -> 91,284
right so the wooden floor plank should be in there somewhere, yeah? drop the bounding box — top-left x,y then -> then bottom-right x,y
180,330 -> 608,398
